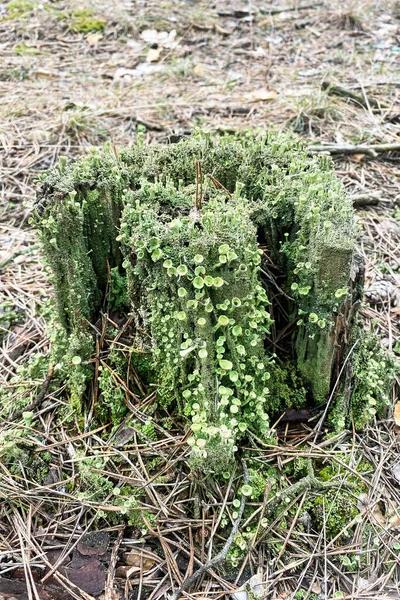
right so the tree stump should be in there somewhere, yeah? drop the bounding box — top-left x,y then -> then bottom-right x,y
33,132 -> 392,472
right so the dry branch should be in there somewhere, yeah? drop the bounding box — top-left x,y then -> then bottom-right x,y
322,81 -> 387,109
351,193 -> 381,207
308,143 -> 400,157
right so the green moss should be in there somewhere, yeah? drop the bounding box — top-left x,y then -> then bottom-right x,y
70,9 -> 106,33
32,146 -> 133,333
112,485 -> 156,528
294,592 -> 319,600
309,488 -> 358,538
33,131 -> 395,466
0,426 -> 52,484
0,351 -> 49,416
13,42 -> 40,56
76,454 -> 114,502
0,66 -> 31,81
301,455 -> 370,538
76,454 -> 156,528
108,266 -> 130,311
267,361 -> 308,412
96,346 -> 128,423
2,0 -> 36,20
7,0 -> 35,10
331,332 -> 398,430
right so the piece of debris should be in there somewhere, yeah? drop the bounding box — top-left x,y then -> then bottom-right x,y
77,531 -> 110,556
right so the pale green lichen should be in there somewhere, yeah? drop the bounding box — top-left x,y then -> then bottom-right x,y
330,331 -> 398,430
33,131 -> 395,470
120,180 -> 274,471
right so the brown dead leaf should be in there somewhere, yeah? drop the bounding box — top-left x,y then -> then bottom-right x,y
193,63 -> 206,77
311,582 -> 321,594
116,565 -> 139,579
371,504 -> 386,526
353,153 -> 366,162
388,512 -> 400,528
146,48 -> 162,63
125,552 -> 156,571
87,32 -> 102,47
394,401 -> 400,426
358,494 -> 386,525
99,591 -> 119,600
248,88 -> 277,102
214,24 -> 231,35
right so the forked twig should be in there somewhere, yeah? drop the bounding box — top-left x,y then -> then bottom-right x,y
168,459 -> 249,600
208,174 -> 232,197
104,526 -> 125,600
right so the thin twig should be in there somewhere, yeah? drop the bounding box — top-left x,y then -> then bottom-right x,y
322,81 -> 387,109
308,143 -> 400,157
168,459 -> 249,600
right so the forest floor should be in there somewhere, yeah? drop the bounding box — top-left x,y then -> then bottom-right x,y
0,0 -> 400,599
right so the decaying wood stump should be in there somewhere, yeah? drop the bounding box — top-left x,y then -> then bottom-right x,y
33,132 -> 394,472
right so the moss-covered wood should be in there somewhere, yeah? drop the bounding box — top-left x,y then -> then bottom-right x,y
33,131 -> 392,471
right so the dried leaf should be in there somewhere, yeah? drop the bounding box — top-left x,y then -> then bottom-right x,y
86,32 -> 102,47
140,28 -> 176,48
372,504 -> 386,526
113,426 -> 136,447
394,401 -> 400,426
116,565 -> 139,579
358,494 -> 386,525
248,88 -> 277,102
146,48 -> 162,63
388,513 -> 400,528
214,24 -> 231,35
125,551 -> 156,571
193,63 -> 206,77
353,153 -> 367,162
311,582 -> 321,594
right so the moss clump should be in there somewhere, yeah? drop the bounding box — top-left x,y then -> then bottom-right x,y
75,453 -> 156,528
267,361 -> 308,412
0,66 -> 30,81
70,9 -> 106,33
309,488 -> 359,538
33,131 -> 396,471
2,0 -> 36,20
97,346 -> 128,424
330,331 -> 398,430
0,426 -> 52,484
34,148 -> 134,333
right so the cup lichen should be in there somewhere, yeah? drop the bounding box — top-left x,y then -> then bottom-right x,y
31,131 -> 395,471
